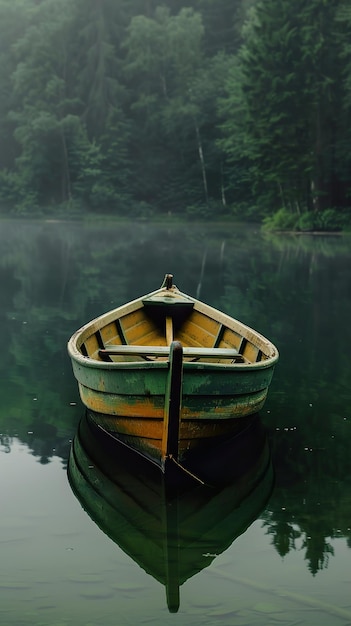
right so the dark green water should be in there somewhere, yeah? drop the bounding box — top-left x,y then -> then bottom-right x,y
1,219 -> 351,626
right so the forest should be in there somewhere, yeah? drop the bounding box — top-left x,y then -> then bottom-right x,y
0,0 -> 351,228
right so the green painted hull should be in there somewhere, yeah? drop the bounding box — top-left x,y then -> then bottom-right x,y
71,358 -> 275,463
71,357 -> 275,418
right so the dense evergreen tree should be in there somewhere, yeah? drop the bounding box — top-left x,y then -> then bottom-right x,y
220,0 -> 351,218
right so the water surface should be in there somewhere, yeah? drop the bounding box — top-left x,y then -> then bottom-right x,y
1,219 -> 351,625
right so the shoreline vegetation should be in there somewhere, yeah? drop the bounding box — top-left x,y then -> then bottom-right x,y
0,0 -> 350,232
1,211 -> 351,237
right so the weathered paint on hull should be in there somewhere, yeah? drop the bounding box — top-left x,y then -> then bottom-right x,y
73,358 -> 274,415
87,409 -> 262,464
71,358 -> 275,397
78,382 -> 268,419
74,356 -> 274,465
86,411 -> 270,476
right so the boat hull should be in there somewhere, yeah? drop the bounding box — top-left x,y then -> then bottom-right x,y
87,410 -> 262,466
68,275 -> 278,467
72,358 -> 274,416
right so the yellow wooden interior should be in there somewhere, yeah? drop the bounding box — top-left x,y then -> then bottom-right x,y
80,304 -> 267,364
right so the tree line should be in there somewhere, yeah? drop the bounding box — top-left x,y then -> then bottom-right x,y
0,0 -> 350,226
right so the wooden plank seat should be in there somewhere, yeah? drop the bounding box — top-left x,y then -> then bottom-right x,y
98,345 -> 244,362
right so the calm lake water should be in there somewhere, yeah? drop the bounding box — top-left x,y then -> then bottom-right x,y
1,218 -> 351,626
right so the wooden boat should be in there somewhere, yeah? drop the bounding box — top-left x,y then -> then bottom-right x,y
68,274 -> 278,470
68,413 -> 274,612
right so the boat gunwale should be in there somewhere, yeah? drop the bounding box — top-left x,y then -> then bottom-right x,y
67,285 -> 279,370
73,357 -> 276,371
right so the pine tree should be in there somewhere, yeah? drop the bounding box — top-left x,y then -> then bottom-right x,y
222,0 -> 349,215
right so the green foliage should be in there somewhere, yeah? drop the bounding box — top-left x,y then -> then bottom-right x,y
262,208 -> 297,231
122,6 -> 211,209
185,198 -> 226,220
309,208 -> 350,232
296,211 -> 319,232
0,0 -> 350,224
219,0 -> 351,221
263,207 -> 350,232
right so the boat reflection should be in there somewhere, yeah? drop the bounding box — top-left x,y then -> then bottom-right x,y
67,413 -> 274,612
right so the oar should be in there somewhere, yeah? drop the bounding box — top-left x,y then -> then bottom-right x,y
161,341 -> 183,469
